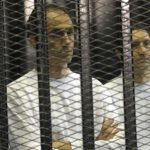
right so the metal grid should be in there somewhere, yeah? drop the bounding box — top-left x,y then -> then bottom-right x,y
0,0 -> 150,150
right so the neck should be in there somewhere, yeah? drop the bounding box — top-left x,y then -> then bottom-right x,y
134,64 -> 150,84
49,63 -> 70,79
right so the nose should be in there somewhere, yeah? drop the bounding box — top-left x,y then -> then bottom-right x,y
62,33 -> 72,45
138,44 -> 147,58
139,53 -> 145,59
140,42 -> 148,51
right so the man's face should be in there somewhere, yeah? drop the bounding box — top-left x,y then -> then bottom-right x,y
47,9 -> 74,64
132,29 -> 150,68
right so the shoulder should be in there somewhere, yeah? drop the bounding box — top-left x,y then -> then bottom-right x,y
7,69 -> 37,93
92,77 -> 109,93
104,75 -> 123,89
70,72 -> 104,88
91,77 -> 114,105
92,77 -> 102,85
68,71 -> 80,79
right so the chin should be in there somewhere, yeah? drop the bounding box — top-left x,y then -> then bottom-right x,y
64,56 -> 72,63
61,59 -> 71,64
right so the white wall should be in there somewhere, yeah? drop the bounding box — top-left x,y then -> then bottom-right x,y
25,0 -> 34,21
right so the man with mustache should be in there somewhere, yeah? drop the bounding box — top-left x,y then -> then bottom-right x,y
7,4 -> 124,150
105,27 -> 150,149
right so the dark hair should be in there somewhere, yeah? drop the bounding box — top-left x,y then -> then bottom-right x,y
27,4 -> 69,37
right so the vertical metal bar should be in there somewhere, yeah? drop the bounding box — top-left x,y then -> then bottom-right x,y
121,1 -> 137,150
0,1 -> 8,149
79,0 -> 95,149
34,1 -> 52,150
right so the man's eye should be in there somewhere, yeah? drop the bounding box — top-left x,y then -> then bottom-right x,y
48,28 -> 74,38
56,30 -> 65,36
132,42 -> 139,48
49,29 -> 64,37
66,29 -> 74,35
144,40 -> 150,47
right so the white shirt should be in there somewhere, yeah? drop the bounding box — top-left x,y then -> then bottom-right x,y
8,69 -> 124,150
105,75 -> 150,149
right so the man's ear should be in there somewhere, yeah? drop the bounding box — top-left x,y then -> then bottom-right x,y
115,49 -> 122,60
28,35 -> 37,48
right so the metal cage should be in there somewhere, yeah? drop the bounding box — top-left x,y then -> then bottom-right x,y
0,0 -> 150,149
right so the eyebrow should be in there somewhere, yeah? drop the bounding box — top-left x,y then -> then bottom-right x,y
133,38 -> 150,42
48,26 -> 73,29
48,27 -> 74,33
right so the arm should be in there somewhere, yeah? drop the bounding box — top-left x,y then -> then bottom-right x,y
95,117 -> 125,150
96,118 -> 120,141
93,78 -> 125,150
7,78 -> 42,150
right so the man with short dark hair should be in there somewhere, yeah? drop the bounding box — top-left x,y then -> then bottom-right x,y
8,4 -> 124,150
105,28 -> 150,149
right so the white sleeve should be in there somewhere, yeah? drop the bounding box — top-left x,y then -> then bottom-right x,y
93,79 -> 125,150
7,85 -> 41,150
